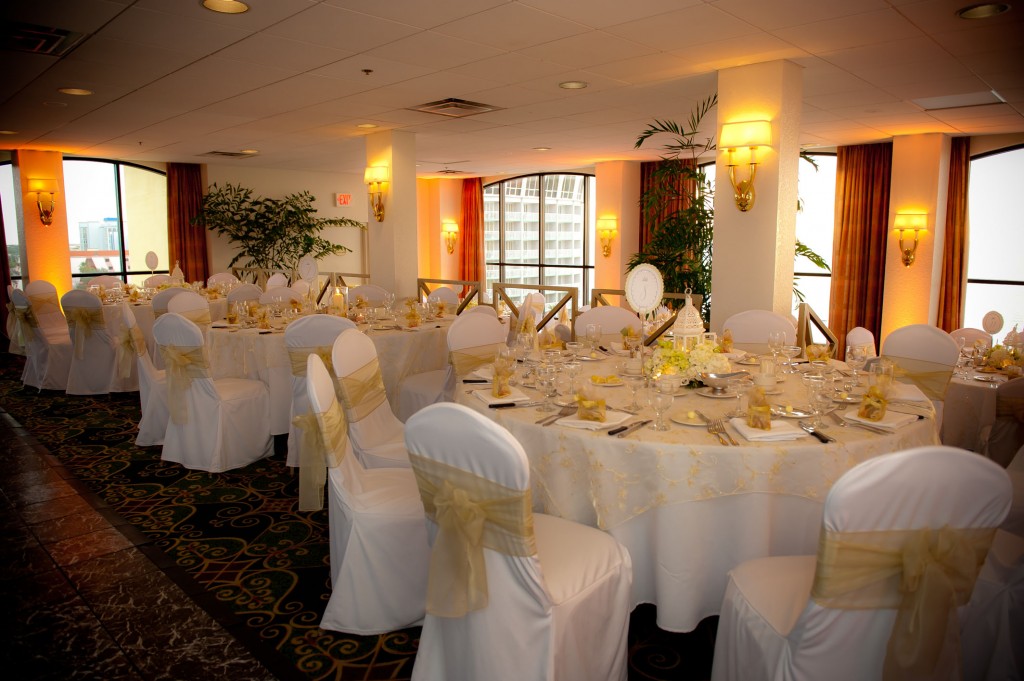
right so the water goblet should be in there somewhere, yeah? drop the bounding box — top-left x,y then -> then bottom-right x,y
383,292 -> 396,319
650,380 -> 674,431
586,323 -> 602,353
845,344 -> 867,387
727,377 -> 748,418
564,340 -> 584,362
534,365 -> 558,412
622,374 -> 645,411
767,330 -> 785,364
781,345 -> 802,373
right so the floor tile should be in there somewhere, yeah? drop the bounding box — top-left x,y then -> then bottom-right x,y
46,526 -> 135,568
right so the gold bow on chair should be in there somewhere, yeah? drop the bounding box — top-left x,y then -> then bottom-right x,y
294,399 -> 349,511
66,307 -> 105,359
115,327 -> 136,378
287,346 -> 334,378
159,344 -> 208,424
11,305 -> 36,344
882,355 -> 954,402
410,453 -> 535,618
812,525 -> 996,680
449,343 -> 503,377
27,292 -> 61,316
178,308 -> 212,327
338,358 -> 387,422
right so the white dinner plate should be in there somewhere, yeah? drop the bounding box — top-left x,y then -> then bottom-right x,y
974,375 -> 1001,383
735,357 -> 760,366
669,411 -> 705,426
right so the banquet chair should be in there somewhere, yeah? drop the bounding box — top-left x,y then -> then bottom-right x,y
143,273 -> 171,288
259,287 -> 303,305
404,403 -> 634,681
124,303 -> 168,447
207,271 -> 238,287
331,328 -> 411,469
1000,445 -> 1024,538
305,353 -> 429,632
86,274 -> 122,289
153,313 -> 273,472
844,325 -> 876,357
349,284 -> 390,307
880,323 -> 959,425
151,287 -> 185,319
574,306 -> 640,343
951,327 -> 992,348
284,314 -> 356,467
24,280 -> 72,342
426,286 -> 459,305
11,287 -> 72,391
710,445 -> 1011,681
289,279 -> 311,298
61,289 -> 121,395
980,377 -> 1024,468
227,282 -> 263,305
7,284 -> 25,355
167,290 -> 212,339
465,304 -> 498,318
397,312 -> 507,422
721,309 -> 796,353
264,272 -> 289,290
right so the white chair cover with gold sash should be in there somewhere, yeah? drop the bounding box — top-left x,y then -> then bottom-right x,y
6,285 -> 25,355
12,287 -> 72,391
348,284 -> 390,307
404,403 -> 633,681
711,446 -> 1012,681
24,280 -> 70,343
122,303 -> 169,447
721,309 -> 797,354
331,328 -> 410,469
166,290 -> 212,335
881,325 -> 959,428
305,353 -> 429,633
574,305 -> 641,345
284,315 -> 355,468
61,289 -> 122,395
153,313 -> 272,473
398,312 -> 508,422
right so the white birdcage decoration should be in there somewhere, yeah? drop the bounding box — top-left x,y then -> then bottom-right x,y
673,289 -> 704,350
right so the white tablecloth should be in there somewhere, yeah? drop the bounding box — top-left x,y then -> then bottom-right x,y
941,371 -> 1007,452
456,356 -> 940,632
110,298 -> 227,362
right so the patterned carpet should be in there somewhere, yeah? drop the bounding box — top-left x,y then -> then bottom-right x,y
0,351 -> 715,680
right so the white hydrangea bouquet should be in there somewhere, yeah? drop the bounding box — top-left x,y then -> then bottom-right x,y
645,338 -> 731,386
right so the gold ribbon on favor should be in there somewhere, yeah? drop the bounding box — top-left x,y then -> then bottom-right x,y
287,346 -> 334,377
66,307 -> 105,359
882,355 -> 954,402
449,343 -> 502,377
178,308 -> 212,327
27,292 -> 61,316
410,453 -> 536,618
293,397 -> 348,512
159,344 -> 208,424
338,357 -> 387,422
115,327 -> 135,378
812,525 -> 996,681
12,305 -> 36,344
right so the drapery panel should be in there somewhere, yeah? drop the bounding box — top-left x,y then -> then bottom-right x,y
828,142 -> 893,354
0,193 -> 11,343
167,163 -> 209,283
937,137 -> 971,332
459,177 -> 483,295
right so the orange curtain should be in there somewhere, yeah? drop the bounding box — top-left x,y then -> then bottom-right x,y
0,194 -> 10,343
167,163 -> 209,283
639,159 -> 696,251
459,177 -> 483,294
937,137 -> 971,332
828,142 -> 893,353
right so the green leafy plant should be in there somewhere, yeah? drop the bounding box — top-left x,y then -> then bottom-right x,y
195,183 -> 364,274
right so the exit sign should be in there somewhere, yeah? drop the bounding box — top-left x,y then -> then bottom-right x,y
335,193 -> 352,206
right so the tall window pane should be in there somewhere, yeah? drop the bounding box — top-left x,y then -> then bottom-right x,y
793,154 -> 836,323
121,164 -> 168,283
0,163 -> 20,285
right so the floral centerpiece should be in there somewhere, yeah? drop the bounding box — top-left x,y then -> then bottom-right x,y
646,338 -> 731,386
982,344 -> 1023,371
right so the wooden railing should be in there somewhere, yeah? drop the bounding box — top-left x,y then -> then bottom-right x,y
415,278 -> 484,315
796,302 -> 838,357
229,266 -> 371,304
590,289 -> 703,346
492,283 -> 579,338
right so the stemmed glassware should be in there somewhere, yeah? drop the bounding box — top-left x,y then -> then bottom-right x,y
383,292 -> 396,319
650,378 -> 674,431
622,374 -> 646,411
845,344 -> 867,387
535,365 -> 558,412
767,331 -> 785,366
780,345 -> 802,373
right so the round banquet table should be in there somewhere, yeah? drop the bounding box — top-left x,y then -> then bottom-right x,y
455,354 -> 940,632
208,314 -> 454,434
941,370 -> 1009,452
103,297 -> 227,363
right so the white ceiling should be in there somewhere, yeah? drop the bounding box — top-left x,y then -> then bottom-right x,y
1,0 -> 1021,178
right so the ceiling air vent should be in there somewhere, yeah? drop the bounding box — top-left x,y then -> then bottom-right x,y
408,98 -> 501,118
2,22 -> 85,57
200,150 -> 258,158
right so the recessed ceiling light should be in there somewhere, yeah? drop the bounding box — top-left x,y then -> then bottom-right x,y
202,0 -> 249,14
956,3 -> 1011,19
357,123 -> 378,129
559,80 -> 588,90
533,147 -> 552,151
57,87 -> 92,96
240,149 -> 259,155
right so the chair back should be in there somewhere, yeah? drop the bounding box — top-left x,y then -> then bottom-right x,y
845,326 -> 876,357
349,284 -> 390,307
207,272 -> 238,287
260,287 -> 303,304
60,289 -> 110,362
982,377 -> 1024,468
290,280 -> 312,297
331,328 -> 404,451
306,353 -> 366,494
443,313 -> 508,401
153,313 -> 213,424
466,305 -> 498,318
574,306 -> 640,341
166,290 -> 212,330
427,286 -> 459,304
722,309 -> 796,349
950,327 -> 992,349
882,323 -> 959,366
151,287 -> 186,318
87,274 -> 122,289
227,282 -> 263,304
24,280 -> 68,334
265,272 -> 289,290
144,273 -> 171,288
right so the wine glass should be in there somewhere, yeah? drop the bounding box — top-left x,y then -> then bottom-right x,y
809,385 -> 833,428
650,380 -> 674,431
383,292 -> 396,319
586,323 -> 602,353
845,344 -> 867,386
564,340 -> 584,362
727,377 -> 747,418
767,330 -> 785,365
534,365 -> 557,412
781,345 -> 802,373
622,374 -> 645,411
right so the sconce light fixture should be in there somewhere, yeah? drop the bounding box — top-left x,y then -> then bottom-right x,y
893,212 -> 927,267
719,120 -> 772,212
363,165 -> 389,222
596,217 -> 618,257
441,220 -> 459,254
27,178 -> 58,225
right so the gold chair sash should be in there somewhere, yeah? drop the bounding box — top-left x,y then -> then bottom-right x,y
27,292 -> 61,316
66,307 -> 105,359
130,326 -> 147,357
294,397 -> 348,512
882,355 -> 954,402
178,308 -> 212,327
410,453 -> 535,618
12,306 -> 36,344
449,343 -> 502,376
115,327 -> 136,379
287,346 -> 334,377
158,344 -> 209,424
5,301 -> 16,338
338,358 -> 387,423
811,525 -> 996,681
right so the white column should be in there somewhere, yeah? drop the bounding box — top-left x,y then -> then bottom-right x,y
366,130 -> 418,298
595,161 -> 641,303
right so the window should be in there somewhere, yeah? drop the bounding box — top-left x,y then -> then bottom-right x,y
965,145 -> 1024,332
64,159 -> 169,288
0,163 -> 20,285
484,173 -> 595,307
792,154 -> 836,323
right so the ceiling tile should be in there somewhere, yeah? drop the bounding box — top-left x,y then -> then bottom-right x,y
447,53 -> 570,86
433,3 -> 590,51
367,30 -> 505,71
711,0 -> 890,31
518,0 -> 696,29
216,33 -> 354,71
321,0 -> 507,30
774,8 -> 921,53
519,31 -> 656,69
265,3 -> 419,53
604,4 -> 760,51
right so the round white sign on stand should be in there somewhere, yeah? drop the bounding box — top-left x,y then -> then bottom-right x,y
624,264 -> 664,316
297,255 -> 318,282
144,251 -> 159,271
982,310 -> 1004,335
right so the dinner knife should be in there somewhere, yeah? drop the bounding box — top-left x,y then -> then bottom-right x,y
462,379 -> 490,384
799,423 -> 833,443
609,419 -> 652,437
488,400 -> 541,409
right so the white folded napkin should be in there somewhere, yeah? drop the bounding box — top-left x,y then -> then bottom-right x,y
557,410 -> 632,430
888,381 -> 928,402
841,407 -> 918,431
608,342 -> 631,356
474,386 -> 531,405
729,417 -> 808,441
470,365 -> 495,380
722,350 -> 748,360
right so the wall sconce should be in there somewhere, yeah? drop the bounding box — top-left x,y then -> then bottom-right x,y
719,120 -> 772,212
363,165 -> 389,222
596,217 -> 618,257
893,212 -> 927,267
441,220 -> 459,254
27,179 -> 58,225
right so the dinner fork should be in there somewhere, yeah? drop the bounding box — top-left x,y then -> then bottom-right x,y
713,418 -> 739,446
697,411 -> 729,446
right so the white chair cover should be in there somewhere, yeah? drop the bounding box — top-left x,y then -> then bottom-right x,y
86,274 -> 122,289
24,280 -> 72,343
845,325 -> 877,357
305,354 -> 429,633
290,280 -> 312,298
404,403 -> 633,681
881,323 -> 959,426
13,287 -> 71,390
207,272 -> 238,287
284,314 -> 356,467
143,273 -> 171,288
722,309 -> 797,353
227,283 -> 263,304
6,284 -> 24,355
349,284 -> 390,307
980,377 -> 1024,468
427,286 -> 459,304
951,327 -> 993,348
124,303 -> 168,447
166,290 -> 212,339
398,313 -> 507,422
711,445 -> 1012,681
153,313 -> 273,472
1001,445 -> 1024,538
259,287 -> 303,304
61,289 -> 120,395
466,305 -> 498,318
331,328 -> 410,469
264,272 -> 289,290
574,306 -> 641,344
149,288 -> 187,369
